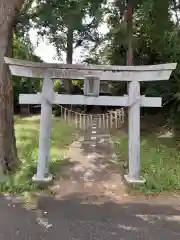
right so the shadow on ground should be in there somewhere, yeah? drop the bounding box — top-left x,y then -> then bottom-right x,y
1,193 -> 180,239
57,125 -> 121,184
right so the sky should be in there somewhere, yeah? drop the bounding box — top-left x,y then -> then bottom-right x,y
29,23 -> 109,64
29,28 -> 80,63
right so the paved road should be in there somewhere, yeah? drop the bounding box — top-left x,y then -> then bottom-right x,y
1,194 -> 180,239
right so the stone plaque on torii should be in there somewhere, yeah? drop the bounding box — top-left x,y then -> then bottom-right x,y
4,57 -> 177,183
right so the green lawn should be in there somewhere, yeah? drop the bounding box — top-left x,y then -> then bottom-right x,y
0,115 -> 77,194
112,117 -> 180,194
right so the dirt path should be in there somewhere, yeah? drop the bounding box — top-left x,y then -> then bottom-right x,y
51,118 -> 129,202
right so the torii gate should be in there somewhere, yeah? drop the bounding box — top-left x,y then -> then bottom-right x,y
4,57 -> 177,184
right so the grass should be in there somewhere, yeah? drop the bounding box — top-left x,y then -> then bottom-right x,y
112,115 -> 180,195
0,115 -> 77,195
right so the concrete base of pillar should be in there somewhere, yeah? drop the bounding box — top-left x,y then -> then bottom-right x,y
32,174 -> 53,183
124,174 -> 146,184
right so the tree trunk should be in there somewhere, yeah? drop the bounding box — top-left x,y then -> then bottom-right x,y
151,0 -> 169,52
126,0 -> 133,65
66,26 -> 73,65
0,0 -> 25,174
64,26 -> 73,93
125,0 -> 133,95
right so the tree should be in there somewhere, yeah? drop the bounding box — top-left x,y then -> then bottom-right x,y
0,0 -> 25,174
32,0 -> 105,92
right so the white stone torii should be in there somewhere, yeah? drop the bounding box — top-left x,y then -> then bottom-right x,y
4,57 -> 177,183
